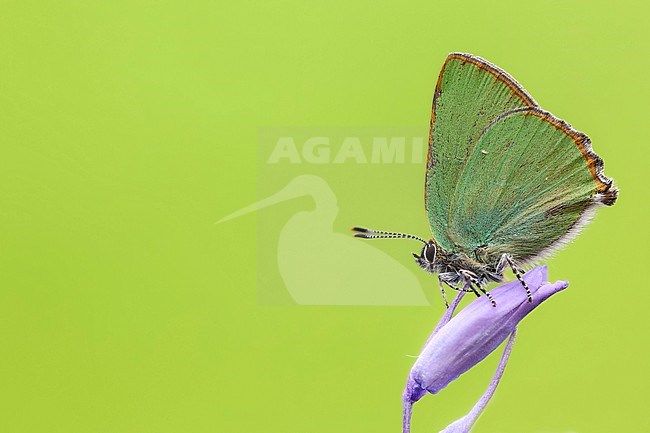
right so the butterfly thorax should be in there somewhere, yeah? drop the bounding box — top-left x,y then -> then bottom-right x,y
413,240 -> 504,288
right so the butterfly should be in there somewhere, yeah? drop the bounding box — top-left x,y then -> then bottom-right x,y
353,53 -> 618,307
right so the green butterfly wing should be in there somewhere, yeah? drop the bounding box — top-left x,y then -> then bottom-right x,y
447,107 -> 617,264
425,53 -> 618,263
425,53 -> 537,251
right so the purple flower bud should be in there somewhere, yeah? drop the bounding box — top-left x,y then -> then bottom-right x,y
402,266 -> 569,433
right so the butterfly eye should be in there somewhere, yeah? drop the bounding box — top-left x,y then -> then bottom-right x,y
424,243 -> 436,263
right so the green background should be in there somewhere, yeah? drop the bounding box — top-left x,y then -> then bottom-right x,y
1,1 -> 648,432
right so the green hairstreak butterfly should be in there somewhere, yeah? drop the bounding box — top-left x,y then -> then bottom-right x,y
354,53 -> 618,307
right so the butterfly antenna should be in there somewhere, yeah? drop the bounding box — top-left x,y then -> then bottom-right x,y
351,227 -> 427,244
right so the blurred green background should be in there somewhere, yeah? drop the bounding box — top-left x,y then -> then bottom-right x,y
1,1 -> 648,432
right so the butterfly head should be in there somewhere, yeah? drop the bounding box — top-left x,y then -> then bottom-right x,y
412,240 -> 438,273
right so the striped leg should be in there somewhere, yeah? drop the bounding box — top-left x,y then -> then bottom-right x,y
439,272 -> 474,294
441,281 -> 475,293
503,254 -> 532,303
468,284 -> 481,298
459,269 -> 486,301
459,269 -> 497,307
477,285 -> 496,307
437,275 -> 450,308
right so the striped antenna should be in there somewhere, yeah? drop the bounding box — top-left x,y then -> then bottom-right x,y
351,227 -> 427,244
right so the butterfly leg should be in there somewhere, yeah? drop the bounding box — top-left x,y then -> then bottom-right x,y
468,284 -> 482,299
437,275 -> 450,308
439,272 -> 474,293
499,254 -> 532,303
443,281 -> 475,293
458,270 -> 496,306
476,285 -> 496,307
458,269 -> 484,300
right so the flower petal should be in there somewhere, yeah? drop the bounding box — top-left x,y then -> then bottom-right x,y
410,267 -> 568,395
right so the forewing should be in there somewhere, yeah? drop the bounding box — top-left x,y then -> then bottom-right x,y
425,53 -> 536,250
447,107 -> 617,263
